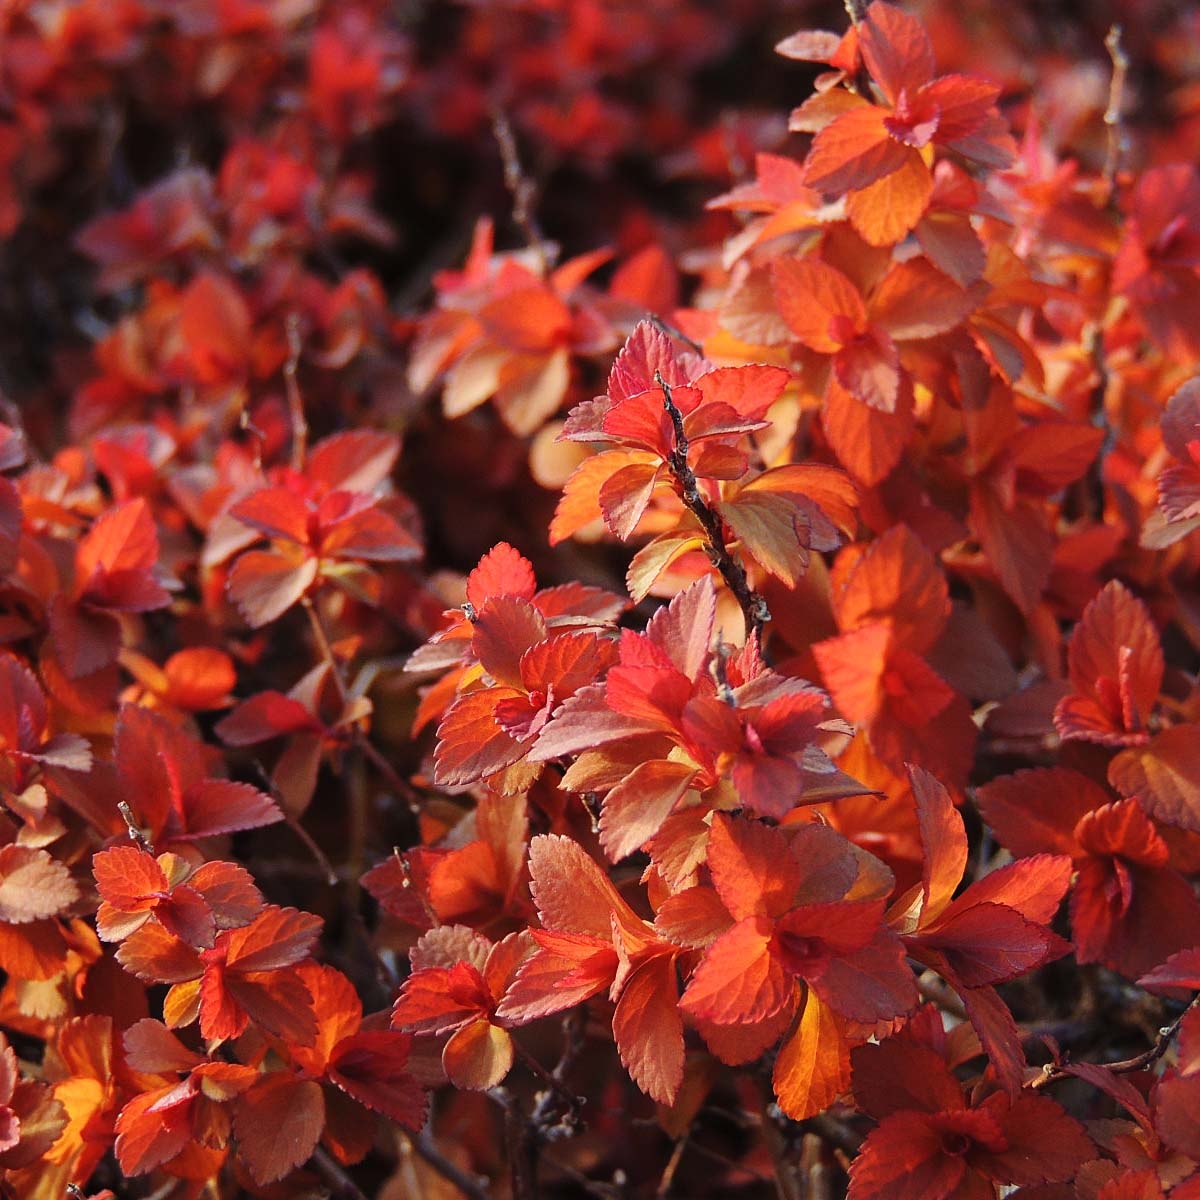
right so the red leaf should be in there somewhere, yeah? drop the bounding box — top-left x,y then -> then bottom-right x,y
306,429 -> 400,494
231,487 -> 311,546
1109,724 -> 1200,833
233,1073 -> 324,1184
227,548 -> 318,628
177,780 -> 283,839
1056,581 -> 1163,745
75,498 -> 170,612
847,1110 -> 968,1200
466,542 -> 538,609
975,767 -> 1104,859
328,1030 -> 427,1129
224,906 -> 322,974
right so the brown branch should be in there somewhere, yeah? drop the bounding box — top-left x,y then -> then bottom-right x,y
515,1040 -> 583,1117
251,760 -> 339,886
1102,24 -> 1130,203
492,1086 -> 540,1200
284,311 -> 307,472
310,1145 -> 370,1200
357,730 -> 427,813
492,109 -> 549,275
656,1135 -> 689,1199
117,800 -> 155,855
1028,993 -> 1200,1091
657,372 -> 770,641
761,1101 -> 804,1200
409,1132 -> 494,1200
303,596 -> 350,708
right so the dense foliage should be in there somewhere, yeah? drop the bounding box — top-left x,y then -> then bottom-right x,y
5,0 -> 1200,1196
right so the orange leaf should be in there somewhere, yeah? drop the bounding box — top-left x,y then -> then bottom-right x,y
832,524 -> 949,653
847,152 -> 932,246
821,376 -> 914,485
706,814 -> 802,921
773,258 -> 867,353
598,759 -> 698,862
613,952 -> 684,1104
804,106 -> 913,195
680,916 -> 792,1024
528,834 -> 648,946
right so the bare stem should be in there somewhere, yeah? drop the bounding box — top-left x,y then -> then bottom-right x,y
303,596 -> 350,708
117,800 -> 155,855
251,760 -> 339,886
284,312 -> 307,472
1029,993 -> 1200,1090
656,372 -> 770,641
492,108 -> 549,275
409,1132 -> 494,1200
309,1145 -> 370,1200
1102,24 -> 1130,202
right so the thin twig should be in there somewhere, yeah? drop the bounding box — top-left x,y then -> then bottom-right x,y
117,800 -> 155,855
410,1132 -> 494,1200
310,1145 -> 370,1200
1102,24 -> 1130,203
656,1135 -> 689,1199
843,0 -> 867,24
515,1040 -> 583,1114
357,730 -> 427,812
917,973 -> 969,1021
760,1101 -> 803,1200
251,760 -> 339,886
303,596 -> 350,708
492,108 -> 549,275
284,312 -> 307,471
493,1086 -> 540,1200
1028,993 -> 1200,1090
657,371 -> 770,640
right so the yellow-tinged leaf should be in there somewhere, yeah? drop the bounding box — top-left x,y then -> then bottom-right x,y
720,492 -> 808,586
772,990 -> 851,1119
626,533 -> 706,602
495,346 -> 571,436
442,1019 -> 513,1090
443,345 -> 507,418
